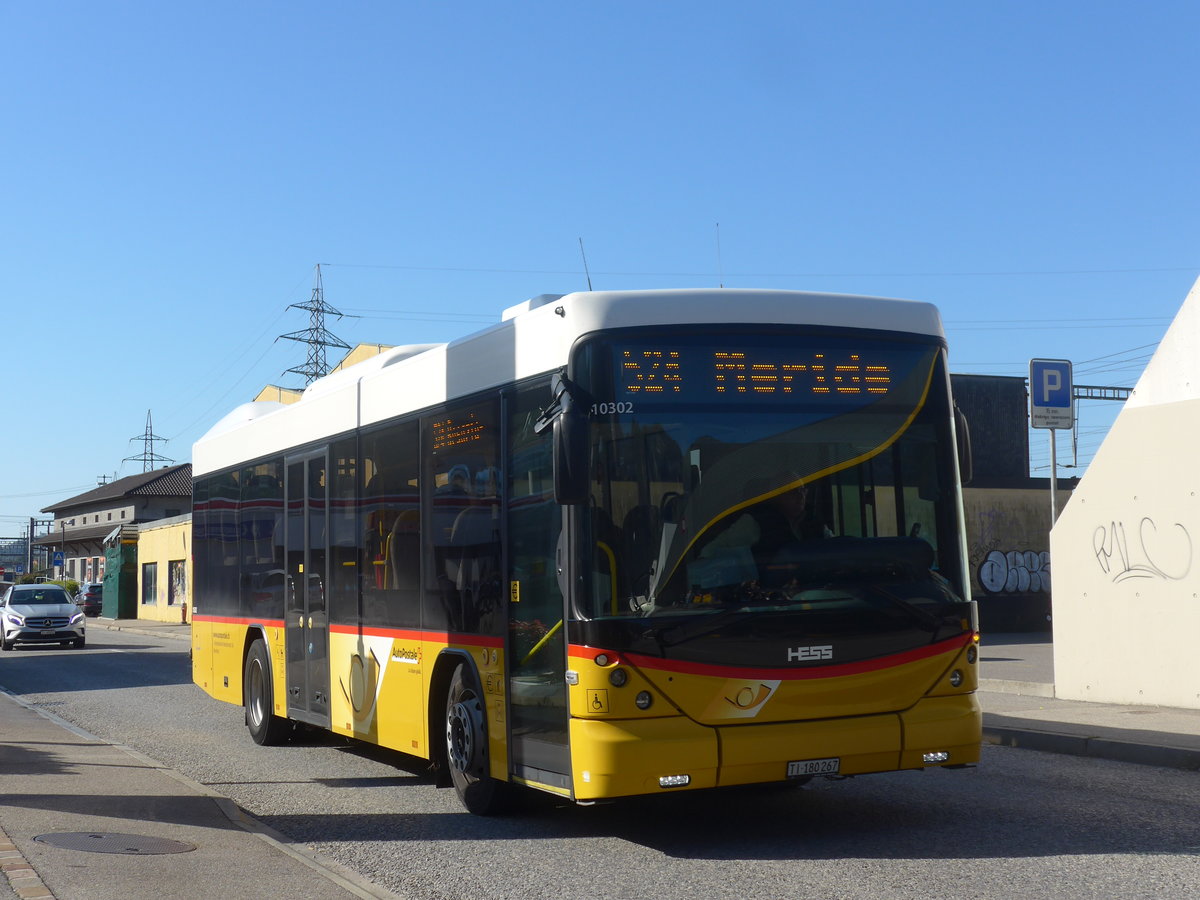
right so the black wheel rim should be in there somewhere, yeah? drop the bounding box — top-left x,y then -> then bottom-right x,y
248,659 -> 266,729
447,697 -> 478,774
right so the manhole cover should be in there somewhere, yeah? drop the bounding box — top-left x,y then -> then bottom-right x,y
35,832 -> 197,855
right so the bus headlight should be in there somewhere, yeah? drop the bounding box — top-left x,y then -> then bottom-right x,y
609,668 -> 628,687
635,691 -> 653,710
949,669 -> 963,687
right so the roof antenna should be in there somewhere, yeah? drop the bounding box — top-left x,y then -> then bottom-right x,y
716,222 -> 724,288
579,237 -> 593,291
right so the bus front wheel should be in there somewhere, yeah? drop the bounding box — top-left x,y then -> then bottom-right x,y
445,663 -> 509,815
245,640 -> 288,746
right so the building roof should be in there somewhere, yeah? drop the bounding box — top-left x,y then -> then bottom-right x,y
41,464 -> 192,514
30,522 -> 116,548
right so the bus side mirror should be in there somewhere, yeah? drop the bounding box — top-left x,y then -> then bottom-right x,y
536,372 -> 591,505
553,407 -> 590,505
954,404 -> 973,486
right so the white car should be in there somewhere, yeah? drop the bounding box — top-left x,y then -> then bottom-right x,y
0,584 -> 86,650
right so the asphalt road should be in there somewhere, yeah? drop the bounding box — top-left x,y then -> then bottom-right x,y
3,629 -> 1199,900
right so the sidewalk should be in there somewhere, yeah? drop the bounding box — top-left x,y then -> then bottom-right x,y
0,619 -> 394,900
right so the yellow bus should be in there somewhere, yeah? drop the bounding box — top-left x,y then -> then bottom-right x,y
191,289 -> 980,814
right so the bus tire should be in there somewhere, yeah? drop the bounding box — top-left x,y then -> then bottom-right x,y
245,639 -> 288,746
445,663 -> 509,815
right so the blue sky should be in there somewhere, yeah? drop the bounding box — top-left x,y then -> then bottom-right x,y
3,1 -> 1197,535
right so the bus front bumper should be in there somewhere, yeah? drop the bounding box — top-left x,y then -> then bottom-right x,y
568,694 -> 981,801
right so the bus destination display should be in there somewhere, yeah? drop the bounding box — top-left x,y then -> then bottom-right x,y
614,346 -> 895,402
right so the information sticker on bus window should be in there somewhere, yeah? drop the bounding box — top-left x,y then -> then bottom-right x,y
787,757 -> 840,778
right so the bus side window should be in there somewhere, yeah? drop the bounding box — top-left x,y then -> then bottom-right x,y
424,401 -> 501,635
361,419 -> 420,629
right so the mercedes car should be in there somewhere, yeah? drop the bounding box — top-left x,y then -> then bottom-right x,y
0,584 -> 86,650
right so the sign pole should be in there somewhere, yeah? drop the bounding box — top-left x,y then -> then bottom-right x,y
1049,428 -> 1058,525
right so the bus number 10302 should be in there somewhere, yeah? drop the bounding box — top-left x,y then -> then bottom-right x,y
591,401 -> 634,415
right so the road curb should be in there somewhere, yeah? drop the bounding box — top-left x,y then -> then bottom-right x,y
983,721 -> 1200,772
95,620 -> 190,641
979,678 -> 1056,698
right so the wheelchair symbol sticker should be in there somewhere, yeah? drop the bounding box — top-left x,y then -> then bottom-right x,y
586,689 -> 610,713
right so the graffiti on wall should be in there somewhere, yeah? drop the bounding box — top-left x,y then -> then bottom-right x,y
979,549 -> 1050,594
1093,518 -> 1192,584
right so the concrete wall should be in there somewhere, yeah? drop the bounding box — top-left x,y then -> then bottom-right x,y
1051,276 -> 1200,709
136,516 -> 192,623
964,486 -> 1069,632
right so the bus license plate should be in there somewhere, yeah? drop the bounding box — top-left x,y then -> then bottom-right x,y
788,757 -> 839,777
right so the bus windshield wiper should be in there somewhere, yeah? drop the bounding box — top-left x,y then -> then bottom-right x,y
647,583 -> 797,651
649,605 -> 752,653
860,583 -> 947,634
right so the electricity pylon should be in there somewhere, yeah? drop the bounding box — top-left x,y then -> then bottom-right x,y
278,264 -> 353,386
124,410 -> 174,472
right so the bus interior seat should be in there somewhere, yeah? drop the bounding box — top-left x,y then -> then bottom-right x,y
446,505 -> 499,590
388,509 -> 421,593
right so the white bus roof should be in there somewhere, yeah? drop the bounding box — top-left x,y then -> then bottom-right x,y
194,288 -> 944,477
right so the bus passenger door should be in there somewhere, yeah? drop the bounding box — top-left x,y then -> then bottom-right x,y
507,386 -> 571,791
285,451 -> 331,728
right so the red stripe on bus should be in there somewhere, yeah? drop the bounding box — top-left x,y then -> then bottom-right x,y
568,633 -> 972,681
193,616 -> 504,649
328,622 -> 504,648
192,614 -> 286,629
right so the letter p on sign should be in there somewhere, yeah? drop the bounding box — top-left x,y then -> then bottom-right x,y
1041,368 -> 1061,402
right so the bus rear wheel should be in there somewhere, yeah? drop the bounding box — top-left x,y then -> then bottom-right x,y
445,663 -> 509,815
245,639 -> 288,746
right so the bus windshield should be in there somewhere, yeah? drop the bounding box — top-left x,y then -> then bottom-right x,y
575,329 -> 970,659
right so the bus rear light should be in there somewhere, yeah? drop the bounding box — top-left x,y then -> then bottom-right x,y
923,751 -> 950,764
659,774 -> 690,788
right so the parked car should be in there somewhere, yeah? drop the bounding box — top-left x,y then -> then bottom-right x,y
0,584 -> 86,650
76,582 -> 103,617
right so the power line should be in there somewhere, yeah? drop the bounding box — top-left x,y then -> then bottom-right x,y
0,484 -> 97,500
321,261 -> 1200,279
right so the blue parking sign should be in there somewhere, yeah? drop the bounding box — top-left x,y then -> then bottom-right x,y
1029,358 -> 1073,429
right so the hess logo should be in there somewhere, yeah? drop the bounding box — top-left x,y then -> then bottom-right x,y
788,645 -> 833,662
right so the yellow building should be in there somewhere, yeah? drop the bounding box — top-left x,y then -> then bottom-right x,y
135,515 -> 193,623
254,343 -> 395,405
